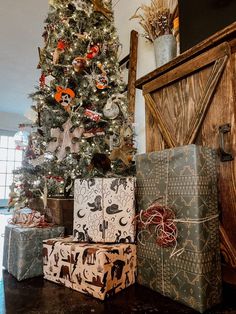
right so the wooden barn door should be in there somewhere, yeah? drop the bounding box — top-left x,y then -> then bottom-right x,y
143,41 -> 236,283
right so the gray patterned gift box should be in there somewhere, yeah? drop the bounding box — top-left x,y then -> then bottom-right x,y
73,177 -> 136,243
3,224 -> 64,281
43,236 -> 136,300
136,145 -> 222,313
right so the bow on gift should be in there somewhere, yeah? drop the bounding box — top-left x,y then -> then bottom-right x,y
135,201 -> 178,248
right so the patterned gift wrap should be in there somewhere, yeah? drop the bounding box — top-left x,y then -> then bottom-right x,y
3,224 -> 64,281
43,237 -> 136,300
136,145 -> 222,313
73,177 -> 136,243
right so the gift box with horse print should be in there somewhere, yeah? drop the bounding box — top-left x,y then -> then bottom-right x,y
43,237 -> 136,300
3,224 -> 64,281
136,145 -> 222,313
73,177 -> 136,243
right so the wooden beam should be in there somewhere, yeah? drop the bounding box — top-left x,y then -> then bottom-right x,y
127,30 -> 138,121
143,42 -> 230,95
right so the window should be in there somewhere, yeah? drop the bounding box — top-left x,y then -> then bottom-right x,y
0,135 -> 23,201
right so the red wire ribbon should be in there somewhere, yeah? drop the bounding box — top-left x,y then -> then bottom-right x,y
135,202 -> 177,247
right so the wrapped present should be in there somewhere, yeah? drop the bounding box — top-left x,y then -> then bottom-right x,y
47,198 -> 74,235
10,208 -> 46,228
136,145 -> 222,313
73,177 -> 136,243
3,225 -> 64,281
43,237 -> 136,300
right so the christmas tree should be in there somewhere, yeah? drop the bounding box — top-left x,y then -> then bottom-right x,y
9,0 -> 135,210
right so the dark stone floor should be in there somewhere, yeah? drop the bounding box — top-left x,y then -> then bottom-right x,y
1,271 -> 236,314
1,214 -> 236,314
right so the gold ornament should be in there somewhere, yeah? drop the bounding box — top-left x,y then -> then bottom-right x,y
110,144 -> 133,166
92,0 -> 112,20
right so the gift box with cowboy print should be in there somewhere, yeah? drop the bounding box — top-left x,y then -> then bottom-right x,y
136,145 -> 222,313
43,236 -> 136,300
73,177 -> 136,243
3,224 -> 64,281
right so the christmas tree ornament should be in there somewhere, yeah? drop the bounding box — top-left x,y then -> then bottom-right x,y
83,127 -> 105,138
53,39 -> 67,65
75,32 -> 90,41
84,109 -> 102,122
92,0 -> 113,21
45,74 -> 55,87
72,56 -> 86,73
109,144 -> 134,166
31,137 -> 42,157
90,153 -> 111,173
39,73 -> 46,89
54,86 -> 75,112
96,74 -> 109,90
95,62 -> 110,89
86,43 -> 100,59
73,0 -> 93,15
28,155 -> 45,167
103,94 -> 123,119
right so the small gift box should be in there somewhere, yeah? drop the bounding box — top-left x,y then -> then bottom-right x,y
136,145 -> 222,313
73,177 -> 136,243
43,237 -> 136,300
3,224 -> 64,281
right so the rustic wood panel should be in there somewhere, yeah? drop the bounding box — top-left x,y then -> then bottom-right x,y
150,66 -> 212,146
141,40 -> 236,281
145,106 -> 165,152
195,52 -> 236,261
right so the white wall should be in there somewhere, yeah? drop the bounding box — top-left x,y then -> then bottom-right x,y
0,111 -> 30,135
113,0 -> 156,153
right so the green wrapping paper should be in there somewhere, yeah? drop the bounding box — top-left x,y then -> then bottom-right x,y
3,225 -> 64,281
136,145 -> 222,313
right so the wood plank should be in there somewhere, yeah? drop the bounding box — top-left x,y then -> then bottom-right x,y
145,107 -> 164,152
220,225 -> 236,268
143,42 -> 230,95
185,55 -> 228,144
127,30 -> 138,120
136,21 -> 236,90
144,94 -> 176,148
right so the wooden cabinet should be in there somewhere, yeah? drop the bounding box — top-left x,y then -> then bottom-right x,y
136,22 -> 236,284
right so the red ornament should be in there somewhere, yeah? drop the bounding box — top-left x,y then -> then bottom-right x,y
84,109 -> 102,122
86,44 -> 100,59
57,39 -> 67,51
39,73 -> 46,89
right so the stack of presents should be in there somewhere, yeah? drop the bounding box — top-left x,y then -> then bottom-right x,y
3,144 -> 223,313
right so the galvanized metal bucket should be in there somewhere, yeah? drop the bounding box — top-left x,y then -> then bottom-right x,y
154,34 -> 177,68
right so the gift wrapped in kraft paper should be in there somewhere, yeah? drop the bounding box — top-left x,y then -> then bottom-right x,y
73,177 -> 136,243
136,145 -> 222,313
43,237 -> 136,300
3,225 -> 64,281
